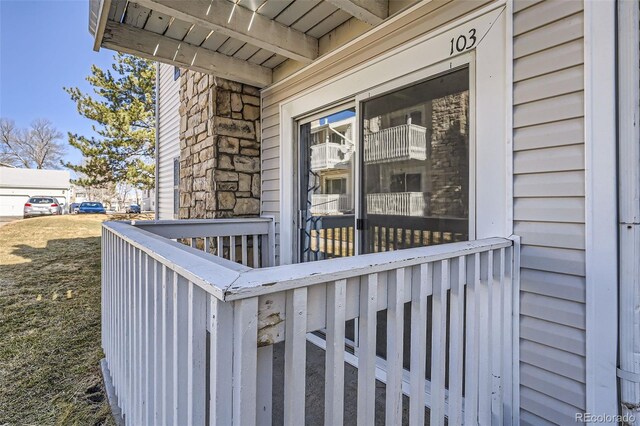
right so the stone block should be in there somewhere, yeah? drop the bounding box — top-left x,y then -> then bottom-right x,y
194,191 -> 206,201
217,182 -> 238,191
193,162 -> 207,178
194,200 -> 205,217
218,136 -> 240,154
231,92 -> 243,112
180,192 -> 191,206
218,79 -> 242,93
242,85 -> 260,97
193,177 -> 208,191
214,170 -> 239,182
216,90 -> 231,116
241,94 -> 260,106
217,191 -> 236,210
251,174 -> 260,197
243,105 -> 260,121
205,192 -> 216,210
218,154 -> 233,170
214,117 -> 255,139
240,140 -> 260,149
238,173 -> 251,192
233,198 -> 259,216
199,147 -> 215,162
194,122 -> 207,136
232,112 -> 243,120
197,76 -> 209,94
241,148 -> 259,157
234,156 -> 259,173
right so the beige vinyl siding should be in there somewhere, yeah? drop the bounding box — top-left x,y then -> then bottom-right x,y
513,1 -> 586,423
259,0 -> 492,259
157,63 -> 180,219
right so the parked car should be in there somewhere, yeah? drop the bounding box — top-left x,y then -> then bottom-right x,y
126,204 -> 141,214
69,203 -> 80,214
78,202 -> 107,214
23,196 -> 62,218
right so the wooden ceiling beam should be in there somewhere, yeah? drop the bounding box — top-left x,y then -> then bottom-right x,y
325,0 -> 389,26
133,0 -> 318,63
102,21 -> 272,87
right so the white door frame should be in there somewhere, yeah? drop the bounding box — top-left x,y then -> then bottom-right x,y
584,0 -> 619,419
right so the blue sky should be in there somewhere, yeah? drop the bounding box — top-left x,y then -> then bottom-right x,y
0,0 -> 116,170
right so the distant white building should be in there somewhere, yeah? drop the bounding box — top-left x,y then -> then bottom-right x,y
0,167 -> 71,217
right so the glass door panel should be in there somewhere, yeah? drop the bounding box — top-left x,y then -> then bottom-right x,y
298,107 -> 356,263
361,67 -> 470,253
360,66 -> 471,383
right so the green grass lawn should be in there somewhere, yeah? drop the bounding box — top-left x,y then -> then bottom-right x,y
0,214 -> 146,425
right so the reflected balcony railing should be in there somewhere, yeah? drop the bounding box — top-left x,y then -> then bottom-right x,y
364,123 -> 428,164
366,192 -> 428,216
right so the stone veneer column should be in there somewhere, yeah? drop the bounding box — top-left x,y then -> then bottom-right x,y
178,71 -> 261,219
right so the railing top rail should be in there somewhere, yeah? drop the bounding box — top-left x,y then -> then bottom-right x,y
105,218 -> 512,303
132,217 -> 273,239
103,221 -> 247,300
224,237 -> 513,301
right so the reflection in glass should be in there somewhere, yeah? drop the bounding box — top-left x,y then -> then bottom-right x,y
362,67 -> 470,253
299,108 -> 356,262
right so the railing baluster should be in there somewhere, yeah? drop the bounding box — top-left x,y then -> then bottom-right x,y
232,297 -> 259,426
447,256 -> 465,425
209,296 -> 233,425
284,288 -> 308,424
410,263 -> 431,426
230,236 -> 236,263
162,267 -> 175,425
325,279 -> 346,426
503,246 -> 515,425
187,282 -> 207,426
204,236 -> 211,254
256,346 -> 273,426
125,241 -> 131,418
154,262 -> 163,424
357,273 -> 377,426
191,237 -> 197,248
464,253 -> 480,425
145,255 -> 155,423
252,235 -> 259,268
491,249 -> 503,424
241,235 -> 248,266
217,236 -> 224,259
386,268 -> 405,425
478,251 -> 492,425
135,249 -> 143,424
175,274 -> 189,425
430,260 -> 449,425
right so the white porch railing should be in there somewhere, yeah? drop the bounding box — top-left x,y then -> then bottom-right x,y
367,192 -> 428,216
101,218 -> 520,425
310,193 -> 353,215
364,123 -> 428,164
310,142 -> 347,171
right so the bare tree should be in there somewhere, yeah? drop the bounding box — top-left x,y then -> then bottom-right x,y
0,118 -> 66,169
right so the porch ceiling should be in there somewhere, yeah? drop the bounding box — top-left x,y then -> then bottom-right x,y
89,0 -> 395,88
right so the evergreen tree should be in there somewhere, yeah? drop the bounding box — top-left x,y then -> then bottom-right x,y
64,53 -> 156,189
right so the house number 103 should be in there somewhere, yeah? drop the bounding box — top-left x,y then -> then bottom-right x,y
450,29 -> 477,55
